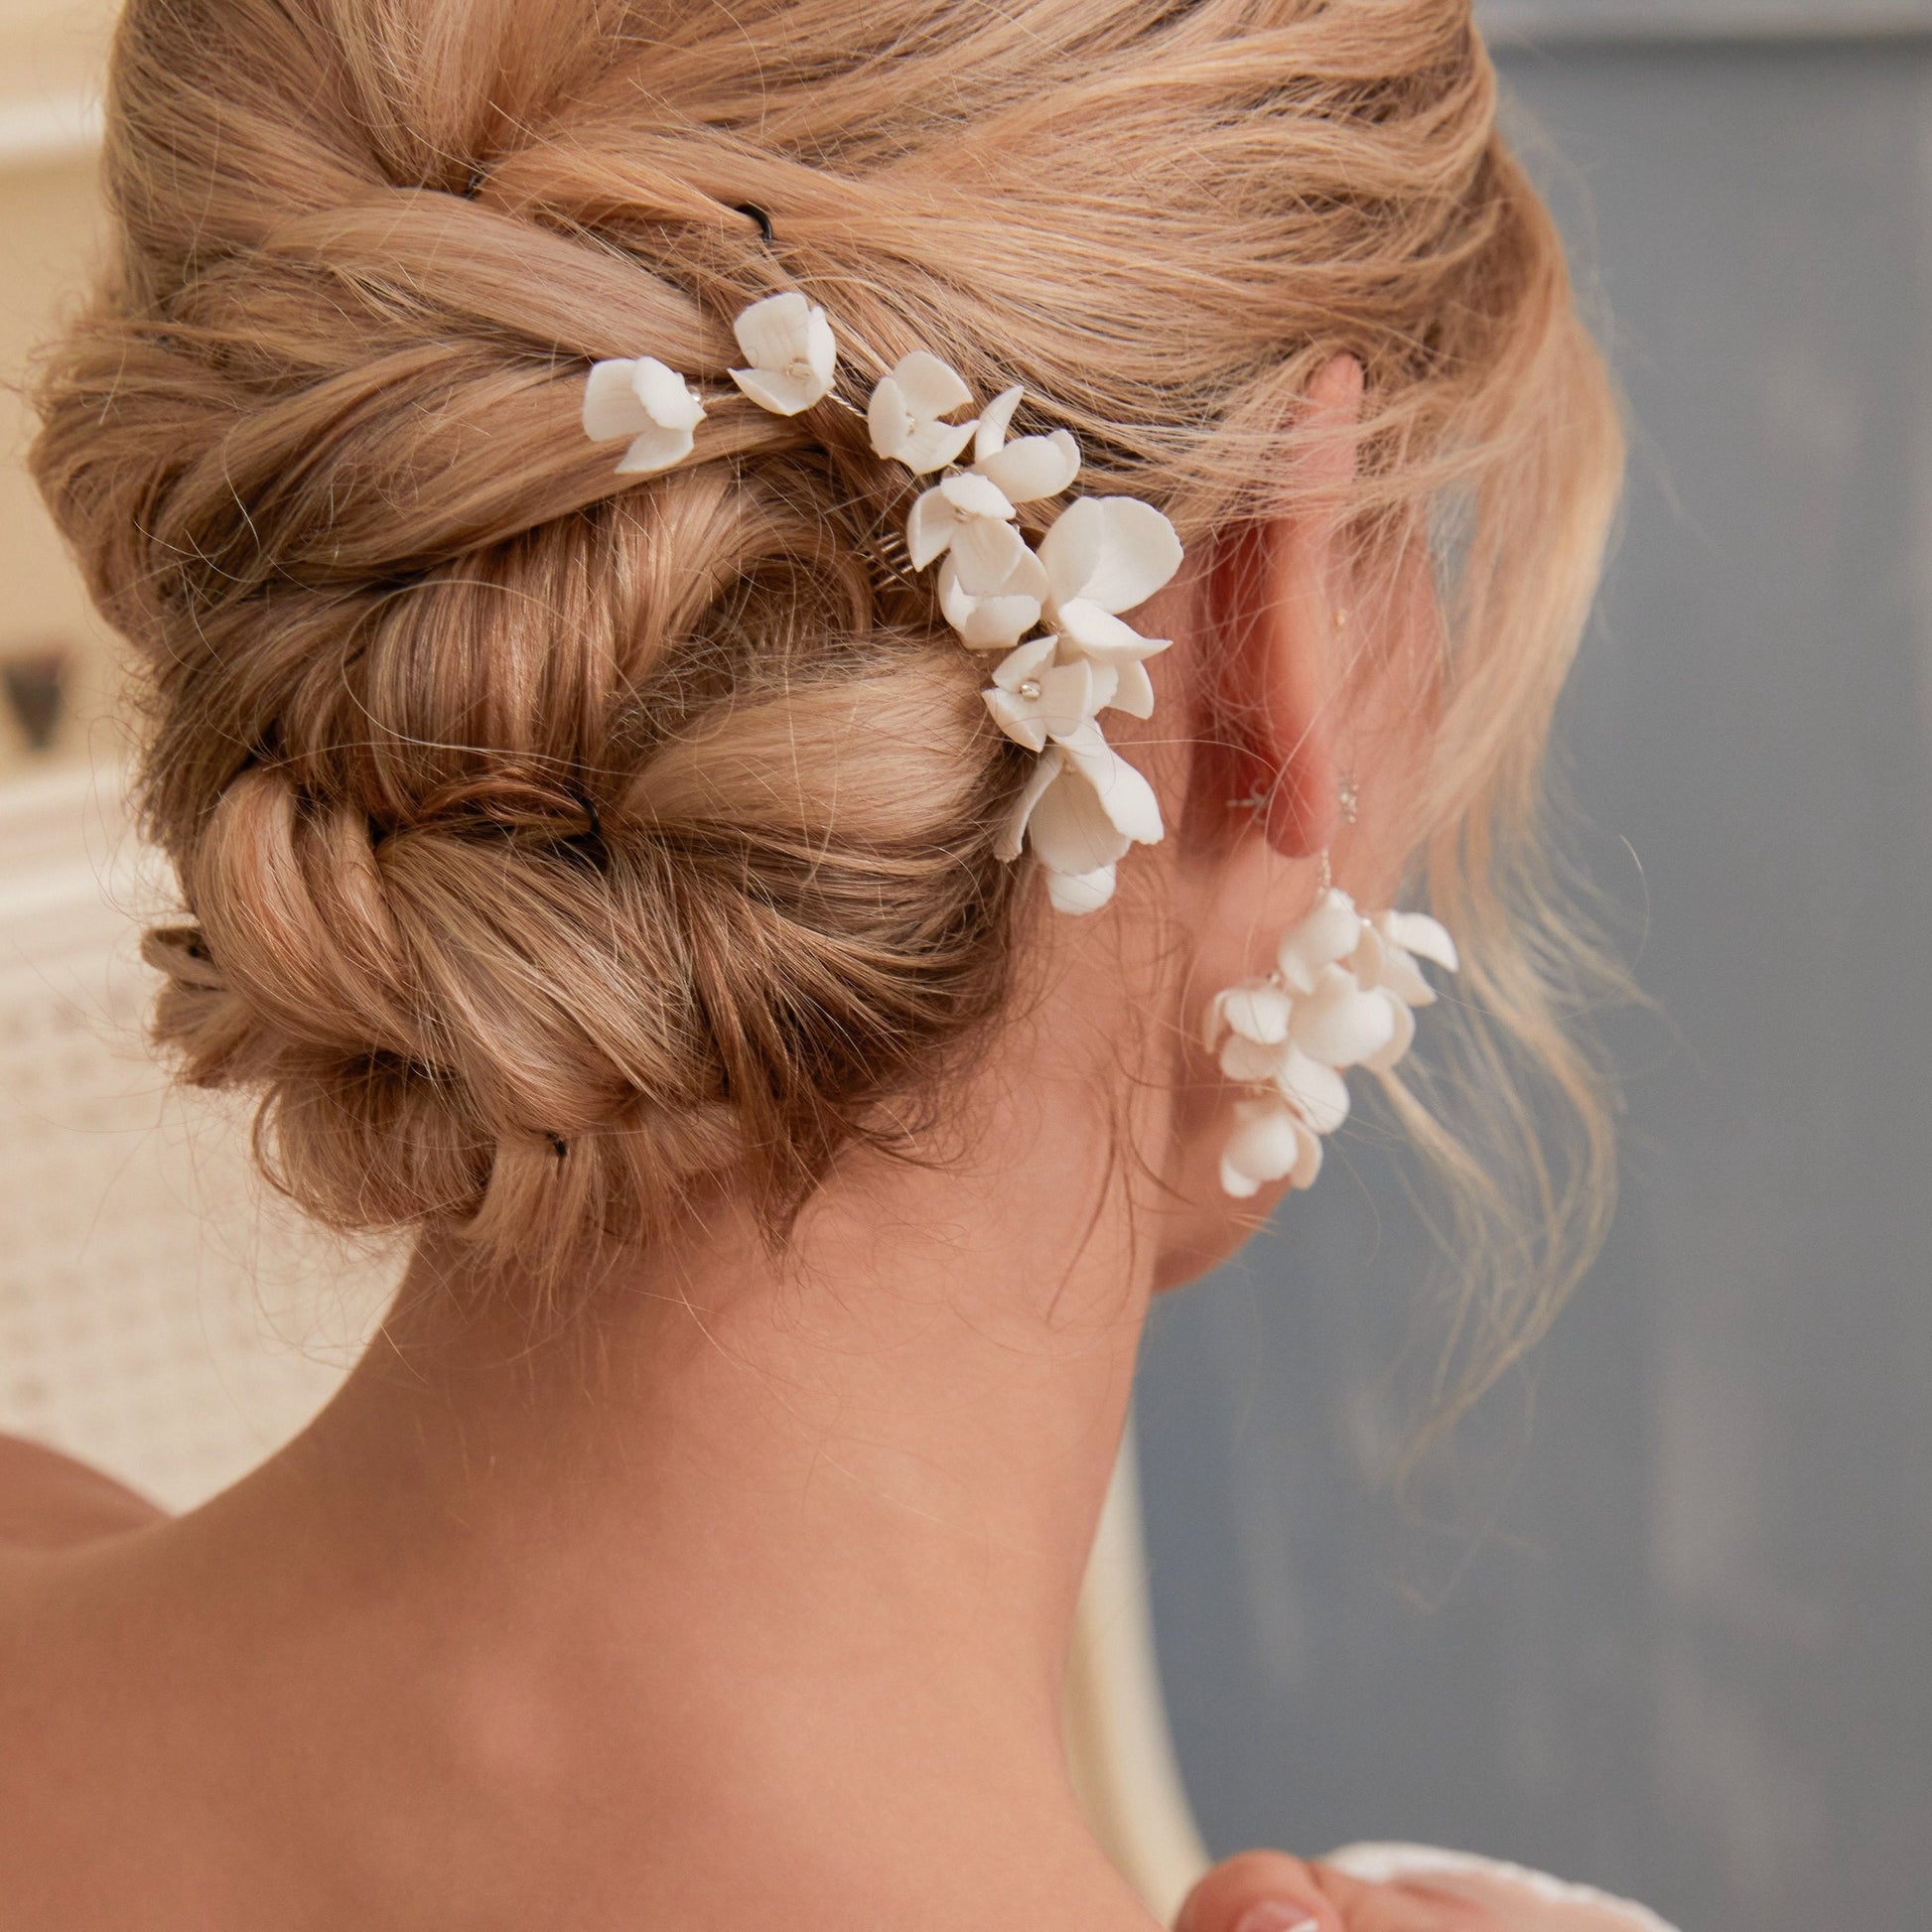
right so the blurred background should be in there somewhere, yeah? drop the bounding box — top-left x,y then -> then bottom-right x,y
1,4 -> 1928,1931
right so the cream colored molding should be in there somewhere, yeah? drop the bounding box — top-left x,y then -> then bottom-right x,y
1066,1424 -> 1211,1921
0,0 -> 113,167
0,90 -> 101,168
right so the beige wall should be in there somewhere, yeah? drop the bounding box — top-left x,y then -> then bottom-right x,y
0,0 -> 117,774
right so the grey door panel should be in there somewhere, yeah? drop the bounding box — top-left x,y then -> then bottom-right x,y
1137,25 -> 1932,1932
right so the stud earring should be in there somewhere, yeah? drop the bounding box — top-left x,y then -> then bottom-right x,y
1202,782 -> 1457,1199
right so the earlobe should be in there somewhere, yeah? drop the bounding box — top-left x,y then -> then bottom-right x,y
1193,353 -> 1364,859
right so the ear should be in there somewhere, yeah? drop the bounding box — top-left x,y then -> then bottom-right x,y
1190,354 -> 1364,858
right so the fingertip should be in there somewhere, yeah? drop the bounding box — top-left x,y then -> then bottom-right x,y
1176,1851 -> 1344,1932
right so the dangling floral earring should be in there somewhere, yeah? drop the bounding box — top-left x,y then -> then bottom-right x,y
1204,769 -> 1458,1199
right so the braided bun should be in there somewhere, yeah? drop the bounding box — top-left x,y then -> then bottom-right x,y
34,0 -> 1622,1305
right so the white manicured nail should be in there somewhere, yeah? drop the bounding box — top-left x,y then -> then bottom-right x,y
1233,1907 -> 1319,1932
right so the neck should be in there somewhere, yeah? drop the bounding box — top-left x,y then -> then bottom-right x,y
106,978 -> 1169,1927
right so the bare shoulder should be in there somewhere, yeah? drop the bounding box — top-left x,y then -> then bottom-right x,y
0,1434 -> 165,1550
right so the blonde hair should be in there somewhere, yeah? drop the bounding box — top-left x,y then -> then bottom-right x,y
33,0 -> 1621,1369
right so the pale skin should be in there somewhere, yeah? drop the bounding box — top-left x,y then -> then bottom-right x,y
0,361 -> 1639,1932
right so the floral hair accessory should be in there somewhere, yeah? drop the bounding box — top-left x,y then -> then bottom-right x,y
728,290 -> 836,416
584,296 -> 1184,914
1205,890 -> 1459,1196
581,356 -> 707,476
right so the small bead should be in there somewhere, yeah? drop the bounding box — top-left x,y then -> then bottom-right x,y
1017,679 -> 1042,700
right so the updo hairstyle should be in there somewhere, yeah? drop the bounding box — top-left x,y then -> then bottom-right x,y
32,0 -> 1621,1312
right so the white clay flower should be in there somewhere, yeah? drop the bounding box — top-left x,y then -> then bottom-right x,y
1036,495 -> 1184,718
868,351 -> 979,474
729,291 -> 837,416
1205,887 -> 1458,1194
926,391 -> 1085,648
1277,887 -> 1368,991
905,471 -> 1028,581
1288,963 -> 1399,1067
853,343 -> 1182,919
1219,1096 -> 1324,1199
981,637 -> 1107,754
1215,1027 -> 1354,1136
969,385 -> 1082,502
937,545 -> 1050,650
582,356 -> 707,475
995,722 -> 1165,914
1040,867 -> 1122,916
907,385 -> 1086,627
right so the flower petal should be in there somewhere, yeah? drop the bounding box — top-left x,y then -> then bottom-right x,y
1377,908 -> 1459,973
1037,661 -> 1101,741
952,595 -> 1040,649
1201,991 -> 1229,1052
1222,1097 -> 1323,1194
1222,1100 -> 1305,1182
1290,1113 -> 1323,1188
938,471 -> 1016,522
584,358 -> 649,441
1219,980 -> 1294,1044
1057,724 -> 1164,847
1036,495 -> 1183,614
996,747 -> 1065,863
868,374 -> 911,460
983,688 -> 1049,753
1045,865 -> 1117,915
1106,658 -> 1156,720
1218,1158 -> 1263,1200
1024,758 -> 1137,876
906,488 -> 953,569
973,385 -> 1025,463
1348,920 -> 1389,989
949,514 -> 1028,591
976,429 -> 1080,504
802,305 -> 837,386
899,416 -> 978,474
1363,994 -> 1416,1073
1052,598 -> 1170,664
991,636 -> 1059,689
938,552 -> 1047,649
730,365 -> 822,415
731,291 -> 811,369
1375,942 -> 1436,1007
1288,966 -> 1398,1067
871,353 -> 976,471
1275,1044 -> 1351,1136
634,356 -> 705,431
983,659 -> 1098,751
888,349 -> 972,421
729,296 -> 835,414
1219,1032 -> 1290,1086
615,420 -> 698,475
1279,888 -> 1362,988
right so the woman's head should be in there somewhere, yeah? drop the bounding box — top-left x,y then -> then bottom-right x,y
32,0 -> 1620,1379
